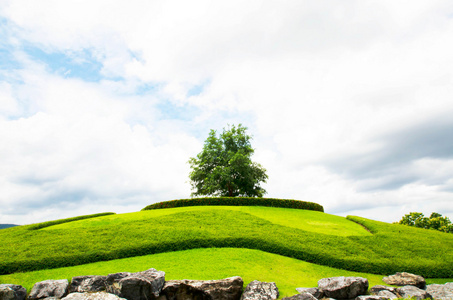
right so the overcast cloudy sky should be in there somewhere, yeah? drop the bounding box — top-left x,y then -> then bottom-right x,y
1,0 -> 453,225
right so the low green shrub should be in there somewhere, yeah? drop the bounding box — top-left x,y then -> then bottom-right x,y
142,197 -> 324,212
28,212 -> 116,230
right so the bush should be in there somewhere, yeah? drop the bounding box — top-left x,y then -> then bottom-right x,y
142,197 -> 324,212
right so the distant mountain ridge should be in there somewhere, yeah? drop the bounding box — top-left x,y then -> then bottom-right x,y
0,224 -> 18,229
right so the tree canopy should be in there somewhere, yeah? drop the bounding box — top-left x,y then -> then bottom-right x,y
398,212 -> 453,233
188,124 -> 268,197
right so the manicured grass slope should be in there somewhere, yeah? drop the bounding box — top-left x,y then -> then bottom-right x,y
0,206 -> 452,278
0,248 -> 409,297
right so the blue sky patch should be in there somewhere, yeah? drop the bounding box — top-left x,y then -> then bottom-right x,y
187,80 -> 210,97
24,46 -> 104,82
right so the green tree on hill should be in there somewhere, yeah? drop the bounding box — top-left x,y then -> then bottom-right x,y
398,212 -> 453,233
188,124 -> 268,197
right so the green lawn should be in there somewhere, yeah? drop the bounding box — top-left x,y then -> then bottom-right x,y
1,206 -> 452,278
44,206 -> 371,237
4,247 -> 448,298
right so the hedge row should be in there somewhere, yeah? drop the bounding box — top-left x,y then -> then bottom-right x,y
142,197 -> 324,212
28,212 -> 116,230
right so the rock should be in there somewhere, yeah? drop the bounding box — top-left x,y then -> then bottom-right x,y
0,286 -> 16,300
382,272 -> 426,289
106,268 -> 165,300
106,272 -> 133,294
29,279 -> 69,300
240,280 -> 279,300
376,290 -> 397,299
369,286 -> 397,295
426,282 -> 453,300
355,296 -> 387,300
397,285 -> 431,300
295,288 -> 323,299
318,277 -> 368,300
282,293 -> 318,300
62,292 -> 127,300
161,281 -> 210,300
69,276 -> 108,293
0,284 -> 27,300
161,277 -> 243,300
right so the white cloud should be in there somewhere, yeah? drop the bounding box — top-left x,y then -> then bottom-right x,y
1,0 -> 453,224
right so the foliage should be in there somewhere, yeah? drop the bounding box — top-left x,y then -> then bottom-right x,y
398,212 -> 453,233
188,124 -> 268,197
27,212 -> 116,230
0,206 -> 452,278
142,197 -> 324,212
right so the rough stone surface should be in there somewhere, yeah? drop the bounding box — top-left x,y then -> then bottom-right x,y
240,280 -> 278,300
426,282 -> 453,300
318,277 -> 368,300
397,285 -> 431,300
29,279 -> 69,300
382,272 -> 426,289
161,281 -> 210,300
369,285 -> 397,295
106,273 -> 132,295
0,284 -> 27,300
162,277 -> 243,300
355,296 -> 387,300
295,288 -> 323,299
282,293 -> 317,300
377,290 -> 398,299
69,276 -> 108,293
62,292 -> 127,300
107,268 -> 165,300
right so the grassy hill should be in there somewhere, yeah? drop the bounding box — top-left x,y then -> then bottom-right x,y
0,199 -> 452,297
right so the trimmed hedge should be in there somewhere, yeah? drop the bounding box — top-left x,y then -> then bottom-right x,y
142,197 -> 324,212
28,212 -> 116,230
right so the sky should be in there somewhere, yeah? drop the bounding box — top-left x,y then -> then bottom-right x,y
1,0 -> 453,225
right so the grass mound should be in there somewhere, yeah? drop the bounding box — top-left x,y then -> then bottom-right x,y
0,206 -> 452,278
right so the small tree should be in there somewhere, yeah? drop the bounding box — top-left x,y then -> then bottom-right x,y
188,124 -> 268,197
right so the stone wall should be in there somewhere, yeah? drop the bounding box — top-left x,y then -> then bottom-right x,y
1,270 -> 452,300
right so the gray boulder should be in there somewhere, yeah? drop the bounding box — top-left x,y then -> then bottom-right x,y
106,268 -> 165,300
0,284 -> 27,300
382,272 -> 426,289
295,288 -> 323,299
161,277 -> 243,300
29,279 -> 69,300
69,276 -> 108,293
161,280 -> 209,300
355,296 -> 387,300
426,282 -> 453,300
62,292 -> 127,300
106,272 -> 133,294
282,293 -> 317,300
369,285 -> 397,295
397,285 -> 431,300
376,290 -> 397,299
240,280 -> 278,300
318,277 -> 368,300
